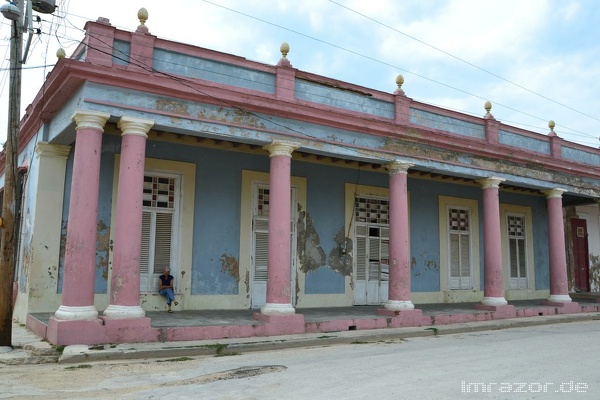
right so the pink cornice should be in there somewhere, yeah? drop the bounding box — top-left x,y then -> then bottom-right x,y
15,56 -> 600,183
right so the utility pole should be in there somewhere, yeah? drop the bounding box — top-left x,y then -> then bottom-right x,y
0,0 -> 23,348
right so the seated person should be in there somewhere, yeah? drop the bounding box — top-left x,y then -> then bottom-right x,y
159,266 -> 178,313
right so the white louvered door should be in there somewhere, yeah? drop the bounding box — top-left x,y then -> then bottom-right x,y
354,195 -> 390,305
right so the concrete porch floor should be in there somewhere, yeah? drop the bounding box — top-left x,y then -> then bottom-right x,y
27,295 -> 600,345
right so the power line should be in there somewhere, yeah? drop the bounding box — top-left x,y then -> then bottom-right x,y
328,0 -> 600,125
1,3 -> 598,147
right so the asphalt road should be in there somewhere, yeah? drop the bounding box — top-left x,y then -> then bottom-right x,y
5,320 -> 599,399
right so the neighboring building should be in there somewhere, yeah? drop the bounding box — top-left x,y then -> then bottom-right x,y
571,204 -> 600,292
5,10 -> 600,345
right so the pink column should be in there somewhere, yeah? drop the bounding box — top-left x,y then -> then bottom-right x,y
384,161 -> 414,311
104,116 -> 154,319
478,177 -> 508,306
261,140 -> 299,315
55,110 -> 110,320
543,188 -> 572,303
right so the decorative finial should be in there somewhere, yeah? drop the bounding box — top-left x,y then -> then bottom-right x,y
483,100 -> 495,119
548,120 -> 557,137
56,48 -> 66,59
484,101 -> 491,114
138,8 -> 148,25
394,74 -> 405,95
136,7 -> 150,33
277,42 -> 292,67
280,42 -> 289,58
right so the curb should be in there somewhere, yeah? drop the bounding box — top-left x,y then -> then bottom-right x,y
57,311 -> 600,364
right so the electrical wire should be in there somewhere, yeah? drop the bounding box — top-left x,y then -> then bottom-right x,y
1,3 -> 598,148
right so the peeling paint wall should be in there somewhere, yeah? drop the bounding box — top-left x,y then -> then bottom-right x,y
296,210 -> 326,273
327,227 -> 353,276
590,254 -> 600,292
220,252 -> 240,282
190,145 -> 248,296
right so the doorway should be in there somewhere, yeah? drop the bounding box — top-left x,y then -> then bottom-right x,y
571,218 -> 590,292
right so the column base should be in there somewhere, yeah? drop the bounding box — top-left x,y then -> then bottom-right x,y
260,303 -> 295,316
382,300 -> 415,311
253,312 -> 305,335
543,299 -> 580,313
103,305 -> 145,319
546,294 -> 572,304
46,317 -> 106,345
480,296 -> 508,307
54,305 -> 98,321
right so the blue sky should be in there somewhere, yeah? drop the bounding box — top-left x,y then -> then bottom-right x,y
1,0 -> 599,148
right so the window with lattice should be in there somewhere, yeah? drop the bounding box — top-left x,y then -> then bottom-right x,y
140,173 -> 177,292
507,213 -> 527,288
354,196 -> 389,224
448,207 -> 471,289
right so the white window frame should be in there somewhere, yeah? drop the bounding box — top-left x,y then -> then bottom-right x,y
140,172 -> 181,293
447,206 -> 473,290
500,204 -> 534,294
506,213 -> 527,289
439,195 -> 480,295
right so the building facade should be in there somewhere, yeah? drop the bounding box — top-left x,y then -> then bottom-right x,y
5,11 -> 600,345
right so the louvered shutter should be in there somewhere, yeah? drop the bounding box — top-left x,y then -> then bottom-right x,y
140,211 -> 151,274
459,234 -> 470,279
254,218 -> 269,282
356,226 -> 367,280
153,212 -> 173,274
369,237 -> 380,281
450,233 -> 460,278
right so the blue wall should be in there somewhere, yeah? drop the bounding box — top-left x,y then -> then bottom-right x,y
499,191 -> 549,290
57,136 -> 550,297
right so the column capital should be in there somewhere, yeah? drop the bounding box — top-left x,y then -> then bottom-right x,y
542,188 -> 567,199
35,142 -> 71,158
476,177 -> 505,189
118,115 -> 155,138
72,110 -> 111,132
386,161 -> 413,175
263,140 -> 301,157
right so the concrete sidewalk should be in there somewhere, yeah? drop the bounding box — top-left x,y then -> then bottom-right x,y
2,311 -> 599,365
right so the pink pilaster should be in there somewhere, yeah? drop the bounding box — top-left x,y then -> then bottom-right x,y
393,75 -> 411,126
384,161 -> 414,311
483,102 -> 499,145
276,43 -> 296,101
83,19 -> 116,67
127,23 -> 156,74
477,177 -> 508,306
543,189 -> 573,304
55,110 -> 110,321
261,140 -> 299,315
547,121 -> 563,159
104,116 -> 154,319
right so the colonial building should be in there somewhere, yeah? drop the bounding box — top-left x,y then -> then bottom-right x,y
6,10 -> 600,345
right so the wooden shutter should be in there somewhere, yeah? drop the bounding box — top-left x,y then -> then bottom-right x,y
356,226 -> 367,281
450,233 -> 460,278
153,212 -> 173,274
140,211 -> 151,274
254,218 -> 269,282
